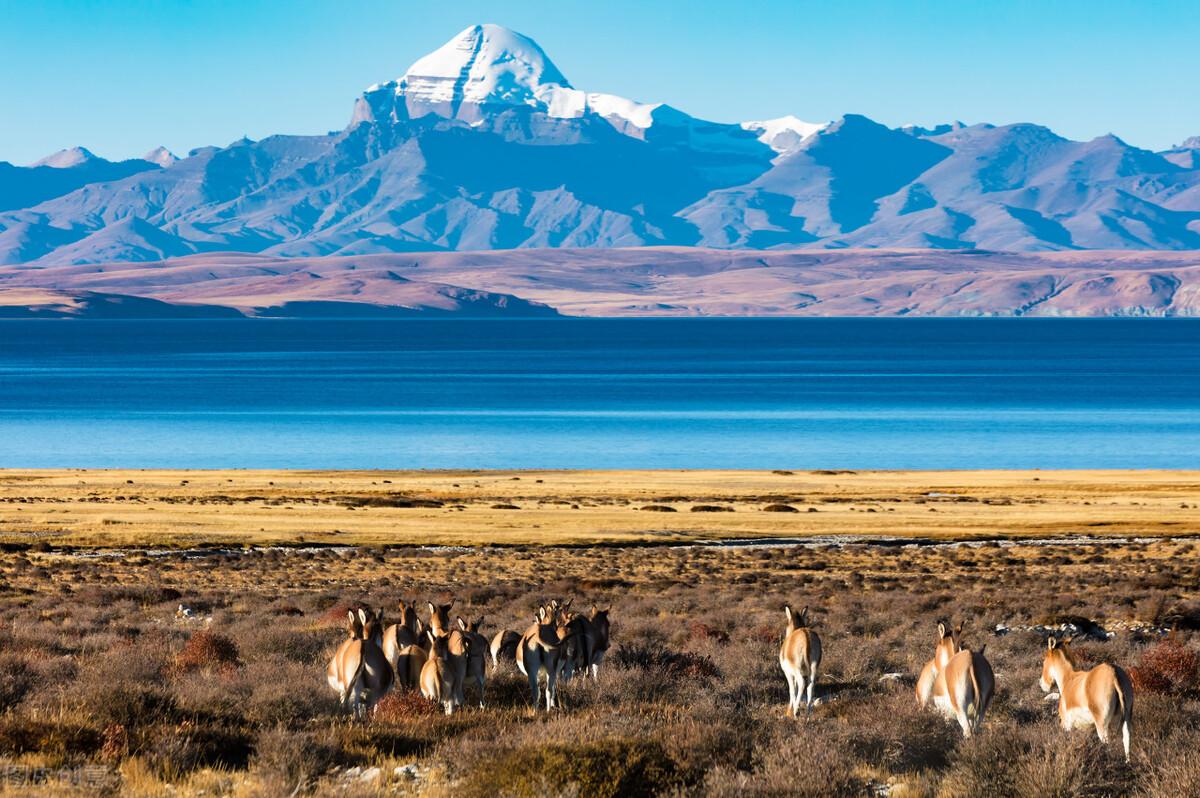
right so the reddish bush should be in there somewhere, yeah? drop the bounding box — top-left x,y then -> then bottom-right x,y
173,630 -> 240,674
317,602 -> 372,628
1130,639 -> 1199,695
613,643 -> 721,684
746,624 -> 781,644
372,690 -> 438,721
688,622 -> 729,644
99,722 -> 128,762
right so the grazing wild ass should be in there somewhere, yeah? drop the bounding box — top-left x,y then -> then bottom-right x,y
326,607 -> 394,719
382,601 -> 427,689
517,605 -> 574,711
1040,636 -> 1134,761
916,621 -> 962,707
419,631 -> 460,715
779,605 -> 822,717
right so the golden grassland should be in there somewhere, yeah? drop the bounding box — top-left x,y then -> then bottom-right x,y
1,468 -> 1198,548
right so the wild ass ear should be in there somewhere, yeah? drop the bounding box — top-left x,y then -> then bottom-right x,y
937,622 -> 947,639
784,605 -> 794,628
800,606 -> 809,626
537,606 -> 547,622
590,604 -> 598,617
955,621 -> 964,636
456,616 -> 467,631
357,608 -> 369,627
347,609 -> 358,630
427,601 -> 436,617
1047,636 -> 1058,650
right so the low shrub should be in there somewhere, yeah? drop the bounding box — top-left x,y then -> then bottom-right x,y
252,724 -> 341,794
0,716 -> 102,761
1131,639 -> 1199,695
372,689 -> 439,722
173,630 -> 240,674
0,654 -> 35,708
459,738 -> 683,798
612,643 -> 720,683
140,720 -> 253,777
688,621 -> 730,644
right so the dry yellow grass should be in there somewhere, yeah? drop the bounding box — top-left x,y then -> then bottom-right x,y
1,468 -> 1198,548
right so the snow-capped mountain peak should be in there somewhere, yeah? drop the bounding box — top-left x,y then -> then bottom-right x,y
741,116 -> 827,152
350,23 -> 688,135
142,146 -> 179,167
355,23 -> 571,123
32,146 -> 101,168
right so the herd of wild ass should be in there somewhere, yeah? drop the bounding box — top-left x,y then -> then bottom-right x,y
327,599 -> 611,717
329,601 -> 1136,761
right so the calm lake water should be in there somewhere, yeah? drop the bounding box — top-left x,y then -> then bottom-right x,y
1,318 -> 1198,469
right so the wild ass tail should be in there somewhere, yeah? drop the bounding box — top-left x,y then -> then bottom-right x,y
966,654 -> 982,731
1116,666 -> 1133,761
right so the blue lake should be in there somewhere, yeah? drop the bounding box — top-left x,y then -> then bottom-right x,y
1,318 -> 1198,469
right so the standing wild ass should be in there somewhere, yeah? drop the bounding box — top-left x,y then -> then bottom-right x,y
1040,636 -> 1134,761
458,617 -> 489,707
916,621 -> 962,707
419,631 -> 460,715
382,601 -> 427,689
920,642 -> 995,739
517,605 -> 574,711
779,605 -> 822,717
326,607 -> 394,718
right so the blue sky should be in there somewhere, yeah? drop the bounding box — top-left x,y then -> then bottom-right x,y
2,0 -> 1197,164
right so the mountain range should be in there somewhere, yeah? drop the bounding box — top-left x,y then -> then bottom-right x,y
1,24 -> 1199,316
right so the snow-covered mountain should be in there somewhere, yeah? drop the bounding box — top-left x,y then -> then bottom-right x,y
3,22 -> 1200,267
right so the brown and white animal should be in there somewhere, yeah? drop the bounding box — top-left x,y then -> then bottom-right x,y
779,605 -> 822,717
326,607 -> 394,719
419,631 -> 459,715
489,629 -> 521,674
445,620 -> 476,709
916,621 -> 962,706
382,601 -> 427,689
923,646 -> 994,738
457,617 -> 489,707
427,600 -> 455,639
517,605 -> 575,711
584,605 -> 612,682
1040,636 -> 1133,761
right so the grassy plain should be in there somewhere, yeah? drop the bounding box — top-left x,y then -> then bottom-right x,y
1,468 -> 1199,548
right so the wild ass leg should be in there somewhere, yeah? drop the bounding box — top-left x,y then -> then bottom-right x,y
527,662 -> 541,710
546,665 -> 558,711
